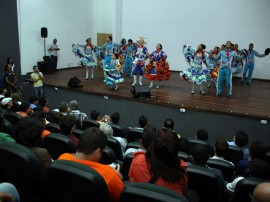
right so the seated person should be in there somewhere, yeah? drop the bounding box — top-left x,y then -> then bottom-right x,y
163,118 -> 181,138
90,110 -> 101,121
210,138 -> 234,166
58,127 -> 124,202
39,97 -> 50,113
195,129 -> 214,156
15,117 -> 52,172
190,144 -> 227,198
31,110 -> 51,140
29,96 -> 39,111
124,123 -> 156,156
228,131 -> 249,160
69,100 -> 88,126
129,128 -> 188,197
133,115 -> 148,131
99,122 -> 127,156
0,182 -> 20,202
16,102 -> 31,117
226,159 -> 270,194
235,140 -> 267,176
252,182 -> 270,202
59,115 -> 78,147
111,112 -> 130,138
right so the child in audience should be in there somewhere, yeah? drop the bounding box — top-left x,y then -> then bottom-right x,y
228,131 -> 249,160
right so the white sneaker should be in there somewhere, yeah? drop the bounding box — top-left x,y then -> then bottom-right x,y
139,82 -> 143,86
85,77 -> 89,80
191,90 -> 194,94
132,82 -> 136,86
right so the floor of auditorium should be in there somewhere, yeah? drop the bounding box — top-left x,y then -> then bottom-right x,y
43,67 -> 270,121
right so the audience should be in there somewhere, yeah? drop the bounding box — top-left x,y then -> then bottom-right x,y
69,100 -> 88,125
14,117 -> 52,172
58,127 -> 124,202
111,112 -> 129,138
228,131 -> 249,160
133,115 -> 148,131
0,182 -> 20,202
58,115 -> 78,147
0,88 -> 7,99
16,102 -> 31,117
31,110 -> 51,140
99,122 -> 127,155
1,98 -> 13,114
39,97 -> 50,113
90,110 -> 101,121
129,128 -> 188,197
210,138 -> 234,165
29,96 -> 39,111
195,129 -> 214,156
164,118 -> 181,138
235,140 -> 267,176
53,101 -> 70,115
252,182 -> 270,202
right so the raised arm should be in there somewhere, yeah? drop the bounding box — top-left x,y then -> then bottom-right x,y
254,50 -> 266,58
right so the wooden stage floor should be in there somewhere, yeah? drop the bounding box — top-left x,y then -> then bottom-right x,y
44,67 -> 270,121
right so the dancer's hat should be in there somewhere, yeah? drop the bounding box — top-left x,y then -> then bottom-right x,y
265,48 -> 270,55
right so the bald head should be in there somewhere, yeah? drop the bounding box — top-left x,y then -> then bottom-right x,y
252,182 -> 270,202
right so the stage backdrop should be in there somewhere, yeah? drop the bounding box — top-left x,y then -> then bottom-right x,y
121,0 -> 270,80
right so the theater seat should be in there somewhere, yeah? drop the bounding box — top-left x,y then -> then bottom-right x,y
44,133 -> 76,160
82,119 -> 99,130
100,146 -> 117,165
207,159 -> 235,182
187,165 -> 227,202
127,128 -> 143,143
4,112 -> 21,126
120,182 -> 188,202
46,160 -> 111,202
125,142 -> 140,151
111,123 -> 122,137
231,177 -> 270,202
107,137 -> 123,161
0,142 -> 45,202
178,151 -> 190,162
224,145 -> 244,166
45,122 -> 60,133
122,153 -> 135,181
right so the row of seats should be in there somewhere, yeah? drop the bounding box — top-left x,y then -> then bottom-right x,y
0,142 -> 187,202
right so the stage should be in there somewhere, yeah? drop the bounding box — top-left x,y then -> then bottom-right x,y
43,67 -> 270,121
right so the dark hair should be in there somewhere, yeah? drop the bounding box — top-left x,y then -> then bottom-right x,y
191,144 -> 210,166
108,36 -> 112,41
31,110 -> 47,128
33,65 -> 38,70
111,112 -> 120,124
15,117 -> 43,147
215,138 -> 229,157
59,115 -> 76,136
29,96 -> 38,104
128,39 -> 133,44
19,102 -> 30,113
143,123 -> 156,133
250,141 -> 267,159
201,44 -> 206,50
77,128 -> 107,155
138,115 -> 148,128
112,52 -> 118,58
196,129 -> 208,141
6,57 -> 13,65
90,110 -> 100,120
145,128 -> 184,182
159,44 -> 163,50
59,102 -> 69,113
235,131 -> 248,147
249,43 -> 254,47
141,129 -> 156,149
179,137 -> 190,154
39,97 -> 47,107
164,118 -> 174,130
249,159 -> 270,180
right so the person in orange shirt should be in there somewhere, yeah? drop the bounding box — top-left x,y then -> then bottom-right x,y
58,127 -> 124,202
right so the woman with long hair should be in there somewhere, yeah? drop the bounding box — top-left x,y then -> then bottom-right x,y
129,128 -> 188,197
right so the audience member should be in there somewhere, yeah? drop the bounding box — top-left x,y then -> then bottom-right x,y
190,144 -> 227,198
111,112 -> 130,138
16,102 -> 31,117
1,98 -> 13,114
0,88 -> 7,99
59,115 -> 78,147
235,140 -> 267,176
129,128 -> 188,197
124,124 -> 156,156
0,112 -> 15,143
252,182 -> 270,202
11,93 -> 22,112
31,110 -> 51,140
53,101 -> 70,115
99,122 -> 127,155
14,117 -> 52,172
90,110 -> 101,121
0,182 -> 20,202
58,127 -> 124,202
29,96 -> 39,111
164,118 -> 181,138
210,138 -> 234,165
179,137 -> 191,154
195,129 -> 214,156
227,159 -> 270,194
228,131 -> 249,160
111,112 -> 120,124
39,97 -> 50,113
69,100 -> 88,126
133,115 -> 148,131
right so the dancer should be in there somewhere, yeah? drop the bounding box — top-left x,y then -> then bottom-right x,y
145,43 -> 171,88
180,44 -> 208,95
122,39 -> 134,77
132,36 -> 149,86
211,41 -> 243,97
231,44 -> 244,76
241,43 -> 268,85
104,53 -> 124,90
118,38 -> 127,73
72,40 -> 97,80
206,47 -> 220,88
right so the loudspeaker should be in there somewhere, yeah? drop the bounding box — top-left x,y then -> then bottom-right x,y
37,61 -> 47,74
68,76 -> 81,88
41,27 -> 48,38
131,85 -> 151,98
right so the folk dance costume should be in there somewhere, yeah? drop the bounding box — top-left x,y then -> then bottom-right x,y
213,47 -> 243,97
180,45 -> 208,94
231,47 -> 244,76
104,56 -> 124,90
241,45 -> 268,85
205,50 -> 220,88
72,43 -> 97,79
122,40 -> 134,77
145,45 -> 171,89
132,36 -> 149,86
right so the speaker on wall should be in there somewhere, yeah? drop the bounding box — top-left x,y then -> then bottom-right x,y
68,76 -> 81,88
41,27 -> 48,38
131,85 -> 151,98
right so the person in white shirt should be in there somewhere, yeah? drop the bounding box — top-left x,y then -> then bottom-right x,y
48,38 -> 60,72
